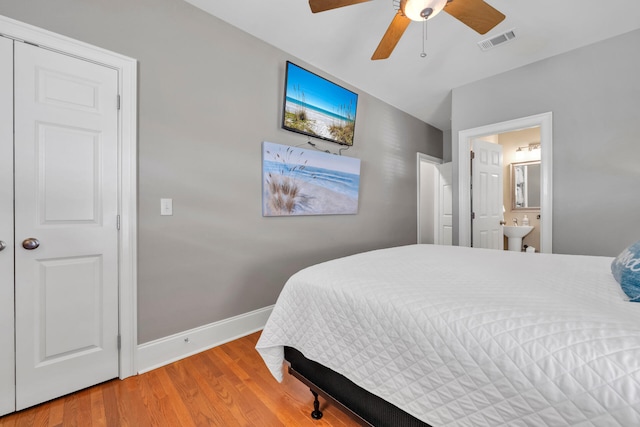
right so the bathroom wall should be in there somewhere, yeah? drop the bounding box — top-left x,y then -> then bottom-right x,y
499,128 -> 541,251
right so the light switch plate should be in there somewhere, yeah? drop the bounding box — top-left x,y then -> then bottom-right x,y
160,198 -> 173,216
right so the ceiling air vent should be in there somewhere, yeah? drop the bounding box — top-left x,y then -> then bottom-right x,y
478,29 -> 516,51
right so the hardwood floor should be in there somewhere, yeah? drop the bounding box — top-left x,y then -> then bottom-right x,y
0,332 -> 360,427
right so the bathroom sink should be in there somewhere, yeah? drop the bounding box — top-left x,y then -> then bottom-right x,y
503,225 -> 533,239
503,225 -> 533,251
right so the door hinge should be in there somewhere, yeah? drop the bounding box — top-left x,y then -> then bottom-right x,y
470,151 -> 475,160
472,212 -> 476,220
116,215 -> 121,230
117,335 -> 121,350
117,94 -> 121,110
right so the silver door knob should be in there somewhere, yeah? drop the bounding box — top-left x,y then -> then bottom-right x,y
0,241 -> 5,251
22,238 -> 40,250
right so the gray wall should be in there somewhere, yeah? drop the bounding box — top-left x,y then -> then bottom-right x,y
0,0 -> 442,343
442,129 -> 452,163
451,29 -> 640,257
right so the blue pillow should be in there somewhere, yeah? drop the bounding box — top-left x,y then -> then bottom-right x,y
611,240 -> 640,302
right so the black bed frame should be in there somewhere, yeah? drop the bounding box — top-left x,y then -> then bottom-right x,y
284,347 -> 432,427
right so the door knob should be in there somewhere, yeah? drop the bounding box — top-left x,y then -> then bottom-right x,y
0,241 -> 5,251
22,238 -> 40,250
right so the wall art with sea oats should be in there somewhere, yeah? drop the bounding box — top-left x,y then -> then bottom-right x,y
262,141 -> 361,216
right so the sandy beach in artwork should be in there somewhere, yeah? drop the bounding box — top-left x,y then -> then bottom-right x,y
263,176 -> 358,216
285,100 -> 349,141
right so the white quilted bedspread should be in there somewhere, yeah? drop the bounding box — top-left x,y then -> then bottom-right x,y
255,245 -> 640,426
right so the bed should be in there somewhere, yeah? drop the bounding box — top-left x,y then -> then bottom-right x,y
255,244 -> 640,426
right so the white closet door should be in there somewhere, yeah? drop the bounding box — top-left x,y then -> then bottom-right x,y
14,42 -> 120,410
0,36 -> 15,417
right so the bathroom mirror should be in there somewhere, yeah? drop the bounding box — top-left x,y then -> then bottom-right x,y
511,161 -> 541,210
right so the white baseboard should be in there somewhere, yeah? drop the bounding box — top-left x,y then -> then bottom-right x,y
137,305 -> 273,374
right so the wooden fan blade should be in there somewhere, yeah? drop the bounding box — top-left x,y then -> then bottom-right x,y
309,0 -> 371,13
371,12 -> 411,60
444,0 -> 505,35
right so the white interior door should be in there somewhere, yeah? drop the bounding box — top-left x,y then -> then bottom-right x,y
435,162 -> 453,245
13,41 -> 120,410
418,157 -> 436,244
472,140 -> 503,250
0,35 -> 16,417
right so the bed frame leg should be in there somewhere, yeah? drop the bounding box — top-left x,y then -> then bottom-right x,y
310,389 -> 323,420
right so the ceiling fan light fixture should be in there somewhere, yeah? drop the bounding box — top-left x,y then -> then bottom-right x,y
401,0 -> 448,22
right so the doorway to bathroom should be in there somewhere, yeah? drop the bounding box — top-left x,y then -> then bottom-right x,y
458,112 -> 553,253
417,153 -> 453,245
471,127 -> 543,252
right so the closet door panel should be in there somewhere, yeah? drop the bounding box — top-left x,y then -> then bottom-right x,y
14,42 -> 120,411
0,36 -> 15,417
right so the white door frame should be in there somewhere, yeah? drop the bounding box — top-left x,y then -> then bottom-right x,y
457,112 -> 553,253
0,15 -> 138,378
417,153 -> 443,244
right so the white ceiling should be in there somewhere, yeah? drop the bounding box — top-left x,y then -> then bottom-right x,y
184,0 -> 640,131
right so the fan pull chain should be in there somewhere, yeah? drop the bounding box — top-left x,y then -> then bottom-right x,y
421,18 -> 428,58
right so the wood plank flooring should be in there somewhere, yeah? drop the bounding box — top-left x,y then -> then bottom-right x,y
0,332 -> 360,427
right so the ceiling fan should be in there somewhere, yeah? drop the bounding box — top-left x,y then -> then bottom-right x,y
308,0 -> 505,60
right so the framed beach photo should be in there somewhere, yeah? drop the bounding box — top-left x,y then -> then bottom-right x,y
262,141 -> 361,216
281,61 -> 358,146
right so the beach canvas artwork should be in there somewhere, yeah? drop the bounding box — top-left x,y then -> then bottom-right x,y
282,61 -> 358,146
262,141 -> 361,216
